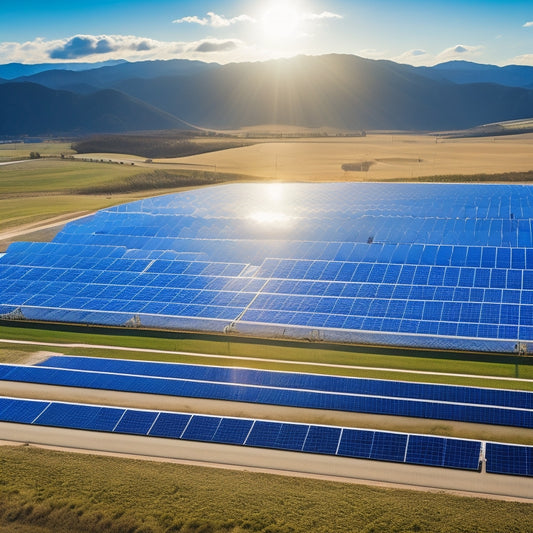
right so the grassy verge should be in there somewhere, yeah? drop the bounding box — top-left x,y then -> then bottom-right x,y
0,142 -> 74,162
0,446 -> 531,533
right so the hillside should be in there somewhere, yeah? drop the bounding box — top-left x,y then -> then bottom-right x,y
113,54 -> 533,131
1,54 -> 533,135
0,82 -> 194,136
414,60 -> 533,88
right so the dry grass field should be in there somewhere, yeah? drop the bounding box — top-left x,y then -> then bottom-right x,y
154,133 -> 533,181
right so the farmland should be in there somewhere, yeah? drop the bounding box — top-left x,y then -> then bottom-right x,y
1,133 -> 533,532
152,132 -> 533,181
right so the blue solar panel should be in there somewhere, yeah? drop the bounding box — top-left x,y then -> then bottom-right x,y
336,428 -> 374,459
370,432 -> 408,462
114,409 -> 158,435
148,412 -> 191,438
442,439 -> 481,470
303,425 -> 342,455
405,435 -> 446,467
211,417 -> 253,445
181,415 -> 221,441
485,443 -> 532,477
244,420 -> 283,448
0,397 -> 49,423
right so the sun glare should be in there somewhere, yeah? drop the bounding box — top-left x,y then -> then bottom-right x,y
248,183 -> 293,225
259,1 -> 306,42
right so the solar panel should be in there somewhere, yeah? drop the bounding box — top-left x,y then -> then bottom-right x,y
485,443 -> 532,477
181,415 -> 222,441
302,425 -> 342,455
369,432 -> 408,463
3,183 -> 533,352
148,412 -> 191,438
114,409 -> 158,435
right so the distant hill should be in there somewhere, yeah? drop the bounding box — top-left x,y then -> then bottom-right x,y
414,60 -> 533,88
1,54 -> 532,135
12,59 -> 219,92
0,60 -> 126,80
113,54 -> 533,131
0,82 -> 194,136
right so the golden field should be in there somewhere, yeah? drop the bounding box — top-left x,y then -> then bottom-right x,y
154,132 -> 533,181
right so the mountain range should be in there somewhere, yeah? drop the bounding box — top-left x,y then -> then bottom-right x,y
1,55 -> 532,136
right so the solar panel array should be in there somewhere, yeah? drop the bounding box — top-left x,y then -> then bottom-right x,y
2,183 -> 533,351
38,355 -> 533,409
0,396 -> 485,471
1,359 -> 531,428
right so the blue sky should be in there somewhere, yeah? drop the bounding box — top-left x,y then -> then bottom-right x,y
1,0 -> 531,66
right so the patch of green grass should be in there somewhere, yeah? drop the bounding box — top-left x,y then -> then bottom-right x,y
0,159 -> 251,233
0,142 -> 74,162
0,160 -> 142,195
387,170 -> 533,183
0,446 -> 531,533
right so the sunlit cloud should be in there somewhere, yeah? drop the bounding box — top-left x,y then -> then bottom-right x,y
523,21 -> 533,28
190,39 -> 241,53
173,12 -> 255,27
436,44 -> 484,61
510,53 -> 533,66
0,34 -> 248,64
303,11 -> 343,21
49,35 -> 158,59
393,49 -> 431,65
356,48 -> 390,60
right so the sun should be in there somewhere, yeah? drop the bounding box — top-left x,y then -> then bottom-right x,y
259,1 -> 306,43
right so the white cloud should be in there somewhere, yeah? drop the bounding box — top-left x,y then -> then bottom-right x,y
0,34 -> 248,64
509,53 -> 533,66
188,39 -> 242,53
523,21 -> 533,28
173,12 -> 255,28
436,44 -> 484,62
49,35 -> 158,59
303,11 -> 343,21
393,49 -> 431,66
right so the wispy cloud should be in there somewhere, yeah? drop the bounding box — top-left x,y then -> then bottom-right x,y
303,11 -> 343,21
393,49 -> 431,65
510,53 -> 533,65
523,21 -> 533,28
173,12 -> 255,28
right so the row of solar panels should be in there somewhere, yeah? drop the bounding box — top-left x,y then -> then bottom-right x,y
52,216 -> 533,247
9,239 -> 533,271
4,265 -> 533,309
38,356 -> 533,410
3,292 -> 533,342
2,396 -> 532,477
1,363 -> 531,428
104,183 -> 533,215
